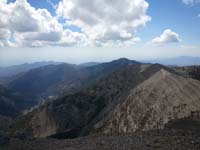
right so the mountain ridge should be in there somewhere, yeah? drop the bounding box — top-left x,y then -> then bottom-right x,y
0,61 -> 63,78
94,68 -> 200,134
11,63 -> 185,138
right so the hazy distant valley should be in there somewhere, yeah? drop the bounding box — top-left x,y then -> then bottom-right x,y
0,58 -> 200,150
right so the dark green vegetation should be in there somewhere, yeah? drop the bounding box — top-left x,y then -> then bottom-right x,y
0,85 -> 35,118
8,58 -> 139,102
174,65 -> 200,81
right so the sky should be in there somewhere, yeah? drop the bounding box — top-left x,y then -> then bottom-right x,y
0,0 -> 200,66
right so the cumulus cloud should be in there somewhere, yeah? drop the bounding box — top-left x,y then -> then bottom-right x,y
0,0 -> 151,47
0,28 -> 16,47
56,0 -> 151,46
182,0 -> 200,5
0,29 -> 10,40
152,29 -> 181,46
0,28 -> 11,47
0,0 -> 87,47
58,29 -> 89,46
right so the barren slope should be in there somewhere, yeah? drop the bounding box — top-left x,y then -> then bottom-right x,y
2,114 -> 200,150
94,69 -> 200,134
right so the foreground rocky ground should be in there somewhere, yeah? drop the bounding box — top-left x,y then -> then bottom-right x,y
1,106 -> 200,150
1,129 -> 200,150
1,116 -> 200,150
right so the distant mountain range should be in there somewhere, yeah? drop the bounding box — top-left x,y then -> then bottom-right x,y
0,61 -> 63,78
79,62 -> 100,67
1,56 -> 200,79
145,56 -> 200,66
7,58 -> 139,102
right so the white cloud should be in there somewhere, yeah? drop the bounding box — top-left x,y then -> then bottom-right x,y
182,0 -> 200,5
0,0 -> 87,47
0,0 -> 12,28
0,0 -> 151,47
152,29 -> 181,46
59,29 -> 89,46
0,28 -> 10,40
4,41 -> 17,48
0,28 -> 13,47
0,29 -> 16,48
9,0 -> 41,32
0,41 -> 3,47
182,0 -> 194,5
56,0 -> 151,46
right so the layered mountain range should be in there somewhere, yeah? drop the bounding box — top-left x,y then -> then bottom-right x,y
8,59 -> 138,102
8,59 -> 200,140
1,58 -> 200,150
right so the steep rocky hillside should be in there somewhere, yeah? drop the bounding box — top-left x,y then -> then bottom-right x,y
94,69 -> 200,134
12,63 -> 169,138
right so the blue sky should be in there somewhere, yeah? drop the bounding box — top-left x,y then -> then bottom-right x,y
0,0 -> 200,66
144,0 -> 200,45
